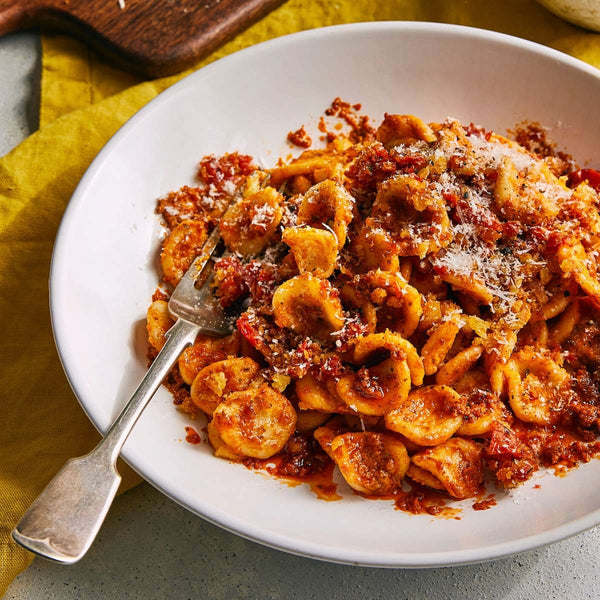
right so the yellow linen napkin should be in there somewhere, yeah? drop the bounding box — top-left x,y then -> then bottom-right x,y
1,0 -> 599,594
40,0 -> 600,122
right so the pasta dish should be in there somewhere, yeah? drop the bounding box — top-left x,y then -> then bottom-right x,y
146,100 -> 600,512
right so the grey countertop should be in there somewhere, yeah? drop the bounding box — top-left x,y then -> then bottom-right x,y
3,31 -> 600,600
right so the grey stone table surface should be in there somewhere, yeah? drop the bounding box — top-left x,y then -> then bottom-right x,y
2,30 -> 600,600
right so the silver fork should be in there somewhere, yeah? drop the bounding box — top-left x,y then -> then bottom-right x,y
12,226 -> 234,564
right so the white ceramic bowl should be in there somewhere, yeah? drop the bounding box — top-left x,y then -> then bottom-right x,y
50,22 -> 600,567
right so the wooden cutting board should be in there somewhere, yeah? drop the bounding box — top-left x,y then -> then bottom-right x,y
0,0 -> 286,77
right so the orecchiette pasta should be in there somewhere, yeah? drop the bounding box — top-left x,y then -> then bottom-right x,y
211,384 -> 297,459
272,274 -> 345,338
384,385 -> 464,446
335,357 -> 411,415
149,105 -> 600,513
269,151 -> 341,190
421,320 -> 460,376
376,113 -> 437,147
541,291 -> 571,320
549,299 -> 580,344
410,438 -> 484,499
161,220 -> 208,286
178,333 -> 240,385
504,349 -> 569,426
352,331 -> 424,386
370,174 -> 453,259
146,300 -> 174,351
295,410 -> 330,433
350,224 -> 401,273
558,242 -> 600,308
339,285 -> 377,333
296,373 -> 350,413
329,432 -> 410,495
282,226 -> 338,278
358,269 -> 423,337
207,419 -> 244,461
454,370 -> 509,436
220,187 -> 284,256
435,270 -> 494,305
435,341 -> 484,386
296,180 -> 354,248
313,417 -> 348,459
405,463 -> 446,491
190,357 -> 260,415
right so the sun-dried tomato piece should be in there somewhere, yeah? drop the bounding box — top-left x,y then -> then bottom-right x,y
486,425 -> 523,460
197,153 -> 256,191
242,260 -> 278,306
567,168 -> 600,192
213,256 -> 248,308
287,126 -> 312,148
353,367 -> 385,399
345,143 -> 398,192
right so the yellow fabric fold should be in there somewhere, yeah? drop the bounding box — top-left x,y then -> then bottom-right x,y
40,33 -> 141,127
40,0 -> 600,123
2,0 -> 600,595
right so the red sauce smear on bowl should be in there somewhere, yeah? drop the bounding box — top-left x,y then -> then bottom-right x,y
361,482 -> 462,519
244,432 -> 341,501
185,426 -> 202,445
472,494 -> 497,511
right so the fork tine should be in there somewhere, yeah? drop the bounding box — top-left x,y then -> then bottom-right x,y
167,226 -> 235,335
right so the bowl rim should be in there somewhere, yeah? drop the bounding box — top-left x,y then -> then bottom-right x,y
49,21 -> 600,568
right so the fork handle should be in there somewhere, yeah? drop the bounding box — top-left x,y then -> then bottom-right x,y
12,318 -> 199,564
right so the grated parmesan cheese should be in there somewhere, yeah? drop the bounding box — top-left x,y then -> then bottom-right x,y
251,203 -> 275,228
432,219 -> 521,312
468,134 -> 534,172
222,179 -> 237,196
535,181 -> 572,203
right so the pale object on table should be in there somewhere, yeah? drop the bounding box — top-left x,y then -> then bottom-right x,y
537,0 -> 600,31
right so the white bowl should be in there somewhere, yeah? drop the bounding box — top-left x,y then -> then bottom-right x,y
50,22 -> 600,567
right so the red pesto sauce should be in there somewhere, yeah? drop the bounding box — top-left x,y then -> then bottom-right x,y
567,168 -> 600,192
472,494 -> 497,511
361,483 -> 462,519
244,451 -> 465,516
242,432 -> 341,502
287,126 -> 312,149
181,422 -> 596,515
487,418 -> 600,487
238,433 -> 465,516
185,426 -> 202,445
543,424 -> 600,470
167,118 -> 600,516
245,457 -> 342,502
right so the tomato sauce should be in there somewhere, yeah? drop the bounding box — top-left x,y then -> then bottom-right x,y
567,169 -> 600,192
185,427 -> 202,445
287,126 -> 312,149
197,152 -> 255,191
472,494 -> 497,511
362,482 -> 462,519
244,432 -> 341,501
151,100 -> 600,517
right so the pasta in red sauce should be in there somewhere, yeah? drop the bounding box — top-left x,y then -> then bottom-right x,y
147,99 -> 600,514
